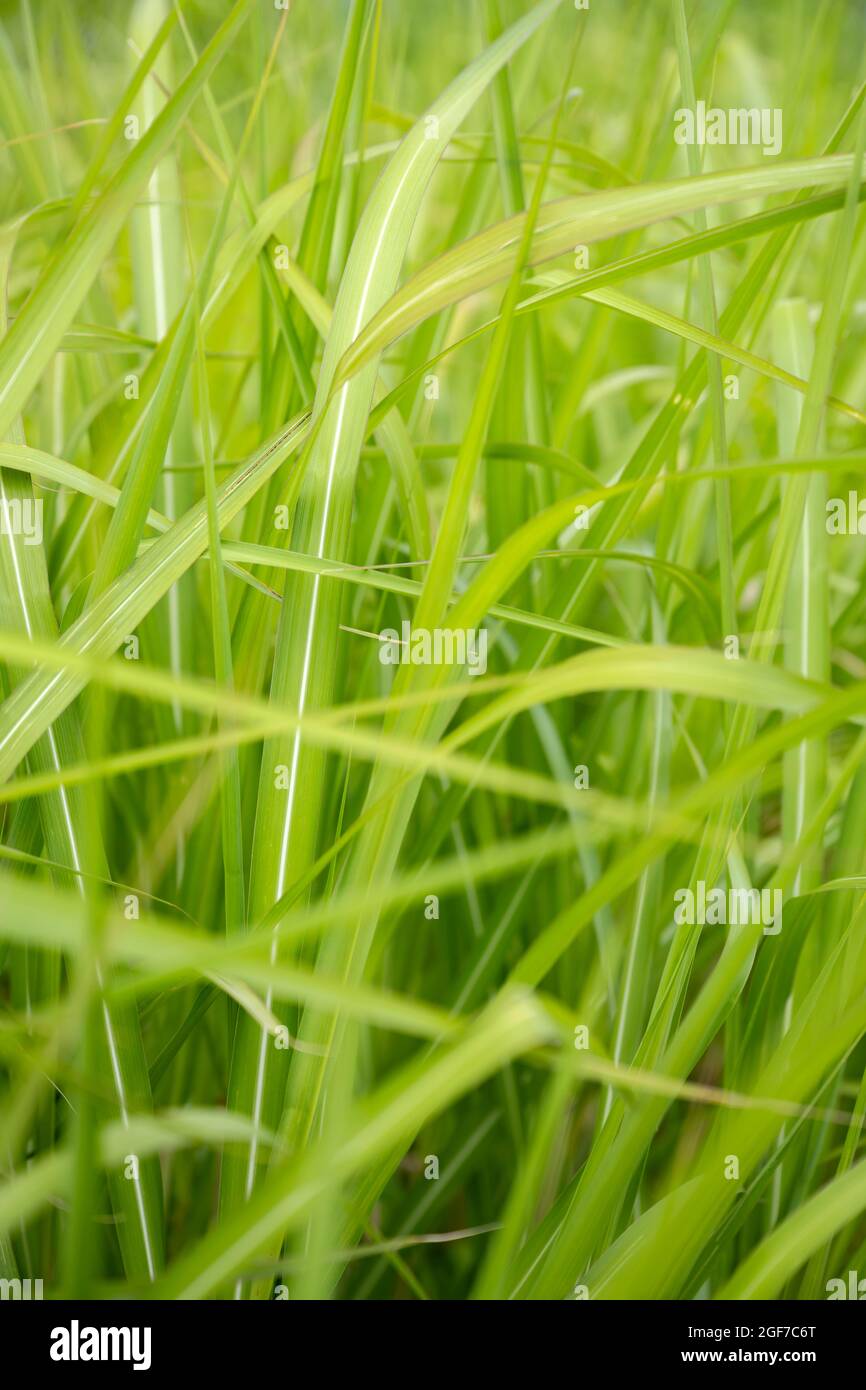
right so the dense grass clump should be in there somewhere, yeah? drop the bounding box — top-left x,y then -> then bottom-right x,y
1,0 -> 866,1301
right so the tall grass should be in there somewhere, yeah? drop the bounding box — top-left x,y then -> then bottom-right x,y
1,0 -> 866,1301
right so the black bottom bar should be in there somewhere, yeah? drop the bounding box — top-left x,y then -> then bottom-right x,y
5,1297 -> 862,1375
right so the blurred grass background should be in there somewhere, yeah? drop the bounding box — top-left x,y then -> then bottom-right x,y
1,0 -> 866,1300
